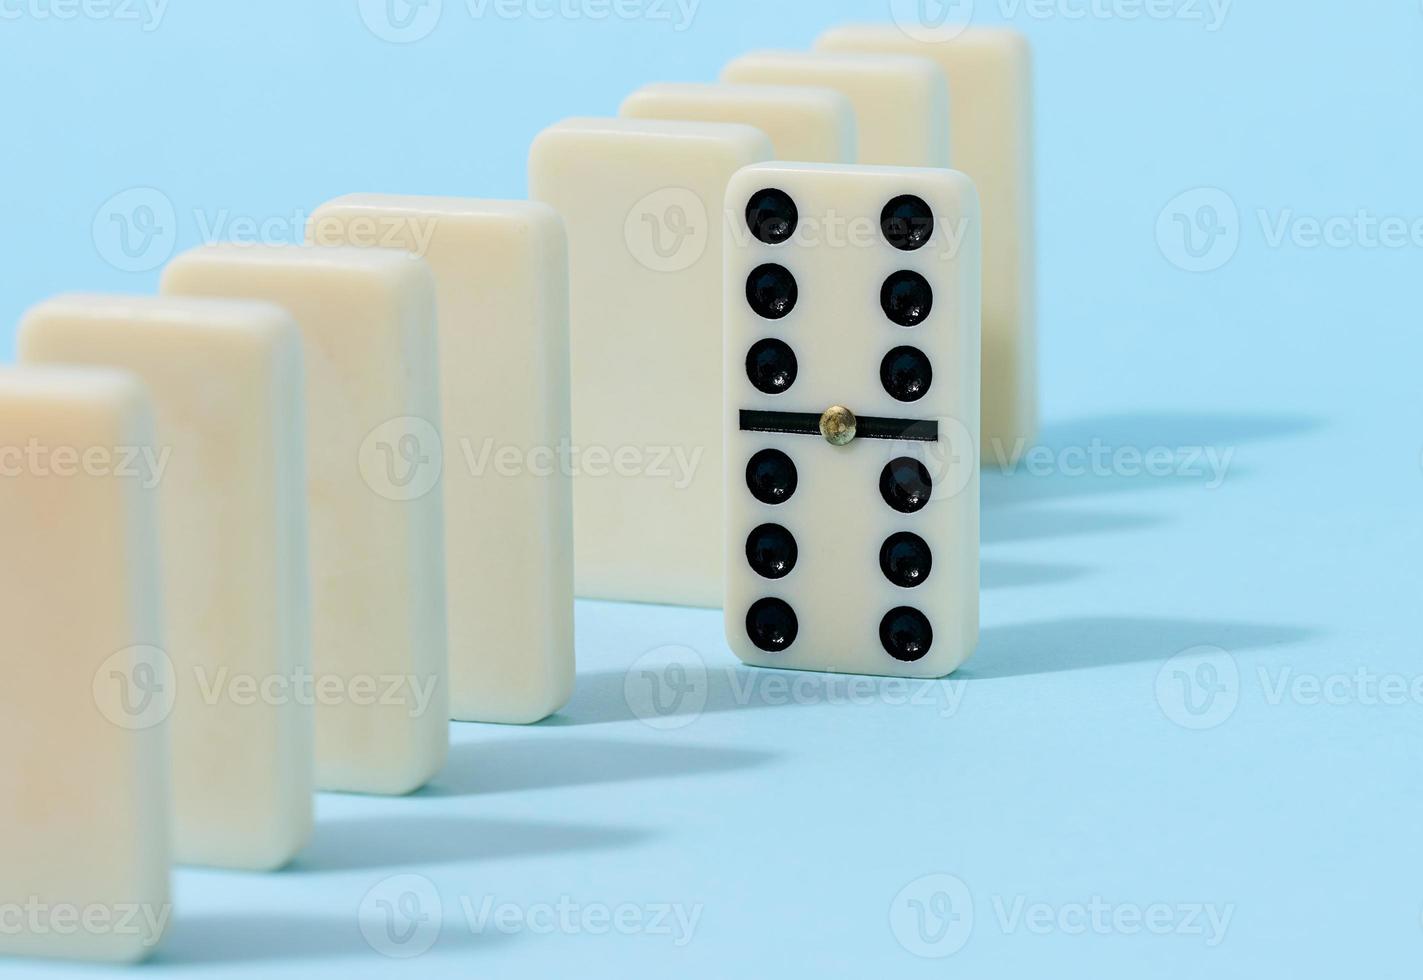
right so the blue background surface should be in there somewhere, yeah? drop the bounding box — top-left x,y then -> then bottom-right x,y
3,1 -> 1422,976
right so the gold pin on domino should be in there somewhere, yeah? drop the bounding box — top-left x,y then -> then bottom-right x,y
819,405 -> 857,446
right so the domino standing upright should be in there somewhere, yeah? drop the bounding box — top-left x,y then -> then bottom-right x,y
163,244 -> 448,796
724,163 -> 981,678
817,26 -> 1037,461
19,295 -> 313,870
308,196 -> 573,725
620,82 -> 857,163
0,368 -> 170,962
530,117 -> 772,607
721,51 -> 950,168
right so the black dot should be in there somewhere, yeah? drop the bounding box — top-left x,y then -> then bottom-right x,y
881,271 -> 933,327
879,607 -> 933,662
880,346 -> 933,402
747,598 -> 798,653
746,188 -> 798,245
881,195 -> 935,251
746,449 -> 798,505
746,264 -> 798,320
746,339 -> 798,395
879,532 -> 933,588
746,524 -> 798,579
880,457 -> 933,514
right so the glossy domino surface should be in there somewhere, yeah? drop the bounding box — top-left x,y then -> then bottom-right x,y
721,51 -> 950,168
529,117 -> 772,608
817,26 -> 1037,462
162,245 -> 449,796
724,163 -> 981,678
0,368 -> 170,962
19,295 -> 313,870
309,196 -> 574,726
620,82 -> 857,163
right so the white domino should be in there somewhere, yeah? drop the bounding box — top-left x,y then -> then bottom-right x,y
0,367 -> 171,962
723,163 -> 980,678
308,196 -> 574,725
721,51 -> 950,168
19,295 -> 313,870
620,82 -> 857,163
817,26 -> 1037,460
530,117 -> 772,607
162,244 -> 448,796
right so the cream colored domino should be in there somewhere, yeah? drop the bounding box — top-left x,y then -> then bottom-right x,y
529,117 -> 772,607
162,244 -> 448,796
817,26 -> 1036,461
724,163 -> 980,678
620,82 -> 857,163
721,51 -> 949,168
18,295 -> 313,869
0,367 -> 170,962
308,196 -> 573,725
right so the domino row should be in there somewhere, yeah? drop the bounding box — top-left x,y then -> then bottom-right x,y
1,24 -> 1033,963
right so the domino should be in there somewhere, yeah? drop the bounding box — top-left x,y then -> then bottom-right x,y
620,82 -> 857,163
817,26 -> 1037,462
18,295 -> 313,870
0,367 -> 170,962
162,244 -> 448,796
529,117 -> 772,607
723,163 -> 980,678
308,196 -> 573,725
721,51 -> 950,168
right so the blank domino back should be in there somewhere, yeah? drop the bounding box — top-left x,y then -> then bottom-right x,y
620,82 -> 857,163
818,26 -> 1037,460
18,295 -> 314,870
721,50 -> 950,168
308,196 -> 574,725
0,368 -> 171,962
162,244 -> 449,796
530,117 -> 772,608
724,163 -> 981,678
